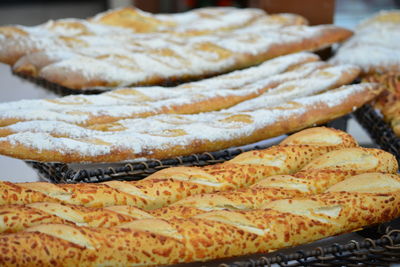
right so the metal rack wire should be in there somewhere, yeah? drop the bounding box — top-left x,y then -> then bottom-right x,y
218,224 -> 400,267
354,104 -> 400,163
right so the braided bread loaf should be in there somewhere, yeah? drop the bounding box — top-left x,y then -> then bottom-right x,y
1,173 -> 399,266
0,127 -> 357,210
0,146 -> 396,234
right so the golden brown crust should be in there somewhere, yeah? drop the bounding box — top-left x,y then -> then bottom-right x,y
1,146 -> 396,233
0,203 -> 147,234
0,127 -> 357,210
0,173 -> 399,266
364,72 -> 400,136
152,147 -> 397,219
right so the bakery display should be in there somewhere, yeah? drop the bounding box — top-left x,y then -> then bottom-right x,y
0,127 -> 359,209
0,145 -> 396,233
0,173 -> 399,266
1,5 -> 400,266
0,7 -> 352,90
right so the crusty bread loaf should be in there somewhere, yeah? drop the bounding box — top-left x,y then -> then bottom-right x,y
0,83 -> 380,163
89,7 -> 307,34
0,146 -> 396,233
0,6 -> 352,90
364,72 -> 400,136
0,127 -> 357,210
330,10 -> 400,74
18,25 -> 353,90
0,203 -> 152,234
150,147 -> 397,219
0,52 -> 346,128
0,173 -> 399,266
0,7 -> 272,65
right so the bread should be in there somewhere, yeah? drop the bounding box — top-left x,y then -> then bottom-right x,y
1,146 -> 395,234
90,7 -> 265,34
15,24 -> 352,90
334,10 -> 400,136
0,203 -> 152,234
0,52 -> 361,128
0,127 -> 357,209
0,6 -> 352,90
0,83 -> 380,163
1,173 -> 399,266
152,147 -> 397,219
330,10 -> 400,74
0,7 -> 272,65
90,7 -> 307,34
0,52 -> 330,127
364,72 -> 400,135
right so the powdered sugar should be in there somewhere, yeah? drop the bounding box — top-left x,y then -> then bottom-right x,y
229,64 -> 358,111
0,83 -> 374,161
7,132 -> 111,156
0,53 -> 319,125
1,7 -> 348,89
294,83 -> 370,107
331,10 -> 400,73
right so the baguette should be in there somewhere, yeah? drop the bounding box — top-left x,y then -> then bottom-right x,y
1,7 -> 304,65
0,7 -> 272,65
0,6 -> 352,89
0,127 -> 357,209
150,147 -> 397,219
90,7 -> 268,34
364,72 -> 400,136
1,173 -> 399,266
1,146 -> 395,234
0,53 -> 323,127
0,83 -> 380,163
21,24 -> 352,89
1,53 -> 360,129
330,10 -> 400,74
90,7 -> 306,34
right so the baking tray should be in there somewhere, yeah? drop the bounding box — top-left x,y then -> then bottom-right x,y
353,104 -> 400,163
25,116 -> 349,184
